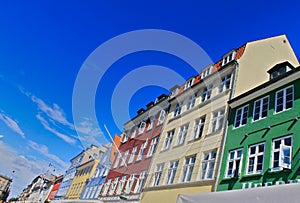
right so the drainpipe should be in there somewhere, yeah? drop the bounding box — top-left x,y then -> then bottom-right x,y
213,61 -> 239,192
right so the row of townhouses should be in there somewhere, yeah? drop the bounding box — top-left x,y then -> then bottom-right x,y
17,34 -> 300,203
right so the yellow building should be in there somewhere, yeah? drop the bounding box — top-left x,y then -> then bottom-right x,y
141,35 -> 299,203
66,159 -> 100,199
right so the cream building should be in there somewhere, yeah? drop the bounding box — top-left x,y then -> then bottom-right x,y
141,35 -> 299,203
0,174 -> 12,201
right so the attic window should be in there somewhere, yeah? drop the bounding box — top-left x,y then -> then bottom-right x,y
201,65 -> 213,79
184,78 -> 195,90
222,51 -> 236,66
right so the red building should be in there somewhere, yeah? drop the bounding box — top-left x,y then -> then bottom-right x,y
99,94 -> 169,202
47,175 -> 63,201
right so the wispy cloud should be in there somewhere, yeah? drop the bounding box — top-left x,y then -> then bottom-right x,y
0,135 -> 3,139
0,112 -> 25,138
36,114 -> 77,145
27,140 -> 69,170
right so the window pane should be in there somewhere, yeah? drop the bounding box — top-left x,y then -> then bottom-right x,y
284,137 -> 292,146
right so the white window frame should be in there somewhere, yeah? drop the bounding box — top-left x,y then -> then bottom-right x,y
275,85 -> 294,113
201,150 -> 217,180
147,117 -> 154,131
191,116 -> 206,140
247,143 -> 265,175
226,148 -> 243,178
210,109 -> 225,133
222,51 -> 236,66
102,179 -> 111,196
147,137 -> 159,157
138,122 -> 146,135
158,110 -> 166,125
182,155 -> 196,182
176,124 -> 189,145
219,74 -> 231,93
253,96 -> 269,121
272,135 -> 293,171
186,94 -> 197,110
153,164 -> 164,186
163,130 -> 174,150
108,177 -> 119,195
234,105 -> 249,128
116,175 -> 127,195
120,149 -> 130,167
121,132 -> 129,143
113,152 -> 122,168
124,173 -> 136,194
128,146 -> 138,164
130,127 -> 137,139
137,140 -> 148,161
174,102 -> 183,117
202,85 -> 213,102
134,171 -> 147,193
166,160 -> 179,185
201,65 -> 213,79
184,78 -> 195,90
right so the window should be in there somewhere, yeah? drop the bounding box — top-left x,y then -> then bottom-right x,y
174,102 -> 183,117
222,51 -> 236,66
163,130 -> 174,150
219,74 -> 231,93
128,146 -> 138,164
247,143 -> 264,174
158,110 -> 166,125
147,117 -> 154,131
131,127 -> 137,139
201,65 -> 213,79
186,94 -> 197,110
275,86 -> 294,113
202,85 -> 213,102
272,136 -> 292,170
201,150 -> 217,180
253,96 -> 269,121
124,173 -> 136,194
121,132 -> 129,143
138,122 -> 146,134
176,124 -> 189,145
108,177 -> 119,195
210,109 -> 225,133
134,171 -> 147,193
147,137 -> 159,157
166,160 -> 179,184
184,78 -> 194,90
182,155 -> 196,182
153,164 -> 164,186
137,140 -> 148,161
102,179 -> 111,196
113,152 -> 121,168
116,175 -> 127,195
120,149 -> 130,166
226,149 -> 243,178
191,116 -> 206,140
234,105 -> 249,128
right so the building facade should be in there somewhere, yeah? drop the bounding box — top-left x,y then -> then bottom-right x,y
55,144 -> 104,200
99,93 -> 169,202
218,61 -> 300,191
0,174 -> 12,202
141,35 -> 299,203
47,175 -> 63,201
79,143 -> 112,200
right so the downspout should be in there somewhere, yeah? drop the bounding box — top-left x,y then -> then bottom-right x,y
213,61 -> 239,192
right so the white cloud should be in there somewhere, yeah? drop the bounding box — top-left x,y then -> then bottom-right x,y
0,141 -> 57,197
27,140 -> 69,170
0,112 -> 25,138
0,135 -> 3,139
36,114 -> 77,145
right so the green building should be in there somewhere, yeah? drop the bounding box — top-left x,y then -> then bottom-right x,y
217,61 -> 300,191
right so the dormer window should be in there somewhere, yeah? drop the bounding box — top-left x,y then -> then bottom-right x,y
201,65 -> 213,79
268,61 -> 294,80
222,51 -> 236,66
184,78 -> 195,90
138,122 -> 146,134
170,85 -> 180,97
121,132 -> 129,143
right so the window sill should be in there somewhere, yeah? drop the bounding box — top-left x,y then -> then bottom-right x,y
160,148 -> 170,153
274,107 -> 293,115
187,137 -> 202,143
173,142 -> 185,148
242,173 -> 263,178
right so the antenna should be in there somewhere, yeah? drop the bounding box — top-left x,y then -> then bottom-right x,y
104,124 -> 128,168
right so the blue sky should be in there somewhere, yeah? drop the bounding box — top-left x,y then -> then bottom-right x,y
0,0 -> 299,197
